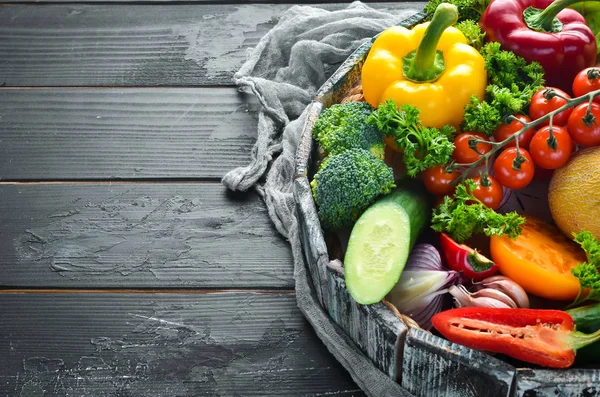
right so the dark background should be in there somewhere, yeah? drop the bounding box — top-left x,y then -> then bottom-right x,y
0,1 -> 423,395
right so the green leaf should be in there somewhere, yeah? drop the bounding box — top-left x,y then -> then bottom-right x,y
570,2 -> 600,54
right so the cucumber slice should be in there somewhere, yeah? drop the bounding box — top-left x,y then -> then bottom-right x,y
344,184 -> 430,304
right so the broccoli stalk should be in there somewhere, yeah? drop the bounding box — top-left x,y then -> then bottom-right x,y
310,149 -> 395,231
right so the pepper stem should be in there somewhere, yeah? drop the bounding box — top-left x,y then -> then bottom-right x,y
403,3 -> 458,83
569,328 -> 600,351
524,0 -> 589,33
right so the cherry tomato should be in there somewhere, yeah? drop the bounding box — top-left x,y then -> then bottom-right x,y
493,115 -> 535,149
529,87 -> 573,126
529,125 -> 572,169
572,67 -> 600,102
452,132 -> 492,164
469,175 -> 504,210
422,166 -> 460,196
567,102 -> 600,147
493,147 -> 535,190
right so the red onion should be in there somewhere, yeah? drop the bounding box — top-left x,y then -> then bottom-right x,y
386,244 -> 460,330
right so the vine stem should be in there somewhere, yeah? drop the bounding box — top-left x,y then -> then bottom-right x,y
450,88 -> 600,184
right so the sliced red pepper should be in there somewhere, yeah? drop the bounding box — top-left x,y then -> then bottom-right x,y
480,0 -> 597,94
432,307 -> 600,368
439,233 -> 498,280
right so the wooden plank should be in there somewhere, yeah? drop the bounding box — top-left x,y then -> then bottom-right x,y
0,88 -> 259,180
0,292 -> 366,396
325,265 -> 407,382
0,183 -> 294,288
515,369 -> 600,397
402,328 -> 516,397
0,3 -> 425,87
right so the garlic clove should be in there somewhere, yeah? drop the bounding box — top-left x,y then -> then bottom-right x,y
470,296 -> 513,309
471,288 -> 518,308
480,276 -> 530,309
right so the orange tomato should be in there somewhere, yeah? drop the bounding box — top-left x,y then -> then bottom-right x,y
490,216 -> 587,300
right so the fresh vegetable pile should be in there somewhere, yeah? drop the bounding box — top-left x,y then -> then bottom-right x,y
310,0 -> 600,369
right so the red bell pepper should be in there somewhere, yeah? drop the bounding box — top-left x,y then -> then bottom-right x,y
439,233 -> 498,280
432,307 -> 600,368
480,0 -> 597,94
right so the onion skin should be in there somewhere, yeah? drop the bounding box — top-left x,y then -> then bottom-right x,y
406,243 -> 444,271
387,244 -> 460,330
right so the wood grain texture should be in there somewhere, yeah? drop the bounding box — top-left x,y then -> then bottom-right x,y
0,88 -> 259,180
0,3 -> 425,87
294,176 -> 328,306
515,369 -> 600,397
402,328 -> 516,397
0,183 -> 294,288
325,265 -> 407,382
0,292 -> 366,396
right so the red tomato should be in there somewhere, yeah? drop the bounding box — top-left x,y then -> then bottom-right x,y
529,126 -> 572,169
493,115 -> 535,149
452,132 -> 492,164
469,175 -> 504,210
493,147 -> 535,190
529,87 -> 573,126
572,67 -> 600,101
422,166 -> 460,196
567,102 -> 600,147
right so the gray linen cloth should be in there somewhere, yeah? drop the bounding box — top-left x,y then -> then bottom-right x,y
222,2 -> 419,396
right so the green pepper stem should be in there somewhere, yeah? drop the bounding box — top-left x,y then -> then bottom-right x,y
570,328 -> 600,351
528,0 -> 590,32
404,3 -> 458,82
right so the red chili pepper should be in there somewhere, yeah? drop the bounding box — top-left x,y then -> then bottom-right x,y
480,0 -> 597,94
432,307 -> 600,368
439,233 -> 498,280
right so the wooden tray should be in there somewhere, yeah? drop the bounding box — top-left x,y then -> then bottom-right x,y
293,11 -> 600,397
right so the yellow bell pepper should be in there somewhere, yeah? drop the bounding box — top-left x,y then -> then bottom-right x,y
361,3 -> 486,129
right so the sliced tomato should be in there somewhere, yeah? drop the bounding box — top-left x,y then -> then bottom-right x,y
490,216 -> 587,300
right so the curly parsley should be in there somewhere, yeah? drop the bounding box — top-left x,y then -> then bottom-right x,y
462,42 -> 545,136
455,20 -> 486,51
367,100 -> 455,177
569,231 -> 600,308
423,0 -> 490,22
430,180 -> 525,242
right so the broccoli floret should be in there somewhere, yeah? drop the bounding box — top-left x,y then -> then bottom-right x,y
310,148 -> 395,231
313,102 -> 385,160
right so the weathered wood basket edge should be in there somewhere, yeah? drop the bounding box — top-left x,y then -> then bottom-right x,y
292,11 -> 600,397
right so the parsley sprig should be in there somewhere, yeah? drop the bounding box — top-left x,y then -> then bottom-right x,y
568,231 -> 600,308
423,0 -> 490,22
367,100 -> 455,177
462,42 -> 545,136
430,180 -> 525,243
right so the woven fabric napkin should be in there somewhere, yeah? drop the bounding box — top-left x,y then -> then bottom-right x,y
222,2 -> 419,395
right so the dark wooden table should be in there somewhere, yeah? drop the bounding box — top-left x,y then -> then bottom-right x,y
0,1 -> 422,395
